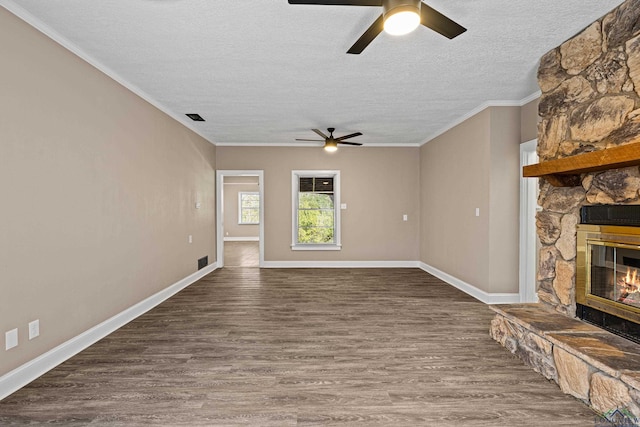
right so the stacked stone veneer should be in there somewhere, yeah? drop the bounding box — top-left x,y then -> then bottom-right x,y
490,1 -> 640,423
537,0 -> 640,316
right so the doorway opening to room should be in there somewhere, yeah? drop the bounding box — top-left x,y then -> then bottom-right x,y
216,170 -> 264,268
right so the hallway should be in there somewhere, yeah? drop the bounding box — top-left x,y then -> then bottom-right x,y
224,241 -> 259,267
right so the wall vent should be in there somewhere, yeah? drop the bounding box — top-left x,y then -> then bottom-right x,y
186,113 -> 205,122
198,256 -> 208,270
581,205 -> 640,226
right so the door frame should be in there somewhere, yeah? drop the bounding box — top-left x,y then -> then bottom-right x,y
519,139 -> 539,303
216,170 -> 264,268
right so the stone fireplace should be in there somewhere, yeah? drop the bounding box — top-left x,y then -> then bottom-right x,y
535,0 -> 640,318
490,0 -> 640,423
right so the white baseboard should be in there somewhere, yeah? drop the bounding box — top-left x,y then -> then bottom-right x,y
0,263 -> 217,401
223,237 -> 259,242
262,261 -> 420,268
419,262 -> 520,304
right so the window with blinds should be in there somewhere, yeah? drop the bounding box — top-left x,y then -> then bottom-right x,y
291,171 -> 341,250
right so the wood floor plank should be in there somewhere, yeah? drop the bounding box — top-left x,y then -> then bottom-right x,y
224,242 -> 259,267
0,268 -> 611,426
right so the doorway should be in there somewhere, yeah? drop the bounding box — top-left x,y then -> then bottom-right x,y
519,139 -> 539,303
216,170 -> 264,268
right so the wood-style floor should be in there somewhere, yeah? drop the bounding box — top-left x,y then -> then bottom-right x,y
0,268 -> 610,426
224,241 -> 259,267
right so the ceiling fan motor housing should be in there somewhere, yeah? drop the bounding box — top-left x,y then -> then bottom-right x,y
383,0 -> 421,21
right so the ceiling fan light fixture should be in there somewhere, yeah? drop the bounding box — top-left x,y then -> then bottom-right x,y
383,0 -> 421,36
324,140 -> 338,152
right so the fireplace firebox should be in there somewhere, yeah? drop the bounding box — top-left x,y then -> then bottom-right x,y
576,218 -> 640,343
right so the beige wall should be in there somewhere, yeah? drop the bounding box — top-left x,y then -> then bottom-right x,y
520,97 -> 540,142
216,147 -> 420,262
0,8 -> 216,375
420,106 -> 523,293
520,98 -> 540,143
489,107 -> 524,292
420,110 -> 492,289
223,181 -> 260,239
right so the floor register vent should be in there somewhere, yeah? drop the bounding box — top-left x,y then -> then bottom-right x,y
198,256 -> 208,270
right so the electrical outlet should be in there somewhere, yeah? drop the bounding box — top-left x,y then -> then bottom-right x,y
188,235 -> 193,244
403,214 -> 408,221
5,328 -> 18,350
29,320 -> 39,340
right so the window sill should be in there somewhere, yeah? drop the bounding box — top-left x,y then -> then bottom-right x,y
291,244 -> 342,251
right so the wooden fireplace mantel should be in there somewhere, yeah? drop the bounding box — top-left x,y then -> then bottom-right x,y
523,141 -> 640,187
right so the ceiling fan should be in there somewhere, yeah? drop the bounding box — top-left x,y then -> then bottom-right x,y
296,128 -> 363,151
288,0 -> 466,54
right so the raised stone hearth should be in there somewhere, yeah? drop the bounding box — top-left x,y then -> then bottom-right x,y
490,304 -> 640,424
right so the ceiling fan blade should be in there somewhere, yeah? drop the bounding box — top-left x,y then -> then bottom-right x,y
420,3 -> 467,39
336,132 -> 363,141
338,141 -> 363,146
347,14 -> 384,54
296,138 -> 324,141
312,129 -> 330,139
288,0 -> 382,5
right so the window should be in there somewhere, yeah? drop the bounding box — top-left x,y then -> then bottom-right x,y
292,171 -> 341,250
238,192 -> 260,224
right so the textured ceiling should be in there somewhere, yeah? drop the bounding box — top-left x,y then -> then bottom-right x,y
1,0 -> 624,147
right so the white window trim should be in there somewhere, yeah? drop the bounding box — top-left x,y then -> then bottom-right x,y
238,191 -> 260,225
291,170 -> 341,251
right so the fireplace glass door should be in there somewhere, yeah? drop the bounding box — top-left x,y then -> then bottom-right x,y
589,242 -> 640,309
577,223 -> 640,341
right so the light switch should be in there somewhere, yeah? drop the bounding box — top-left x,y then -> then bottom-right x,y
195,202 -> 201,209
475,208 -> 480,217
403,214 -> 408,221
29,320 -> 39,340
341,203 -> 347,210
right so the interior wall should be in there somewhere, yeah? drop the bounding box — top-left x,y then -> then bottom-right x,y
0,8 -> 216,376
216,146 -> 420,262
223,181 -> 260,239
520,98 -> 540,143
420,110 -> 492,290
489,107 -> 525,293
420,106 -> 524,294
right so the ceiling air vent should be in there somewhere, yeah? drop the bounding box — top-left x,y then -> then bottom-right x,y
186,113 -> 205,122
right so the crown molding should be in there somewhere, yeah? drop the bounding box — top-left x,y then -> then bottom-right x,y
520,90 -> 542,105
420,90 -> 541,146
214,142 -> 421,148
0,1 -> 215,146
